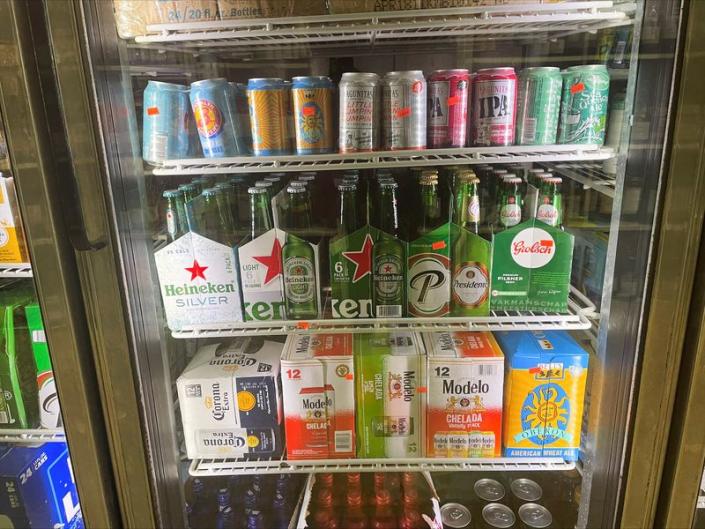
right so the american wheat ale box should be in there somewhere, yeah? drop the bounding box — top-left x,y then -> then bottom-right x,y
423,331 -> 504,458
177,337 -> 284,460
238,228 -> 287,321
281,333 -> 355,459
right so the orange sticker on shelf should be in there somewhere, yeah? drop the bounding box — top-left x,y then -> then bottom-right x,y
296,322 -> 311,330
417,386 -> 428,393
395,107 -> 411,118
147,107 -> 159,116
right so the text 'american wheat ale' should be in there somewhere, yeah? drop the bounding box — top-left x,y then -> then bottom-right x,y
282,186 -> 318,320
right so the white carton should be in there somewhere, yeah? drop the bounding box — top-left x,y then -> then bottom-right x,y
238,228 -> 287,321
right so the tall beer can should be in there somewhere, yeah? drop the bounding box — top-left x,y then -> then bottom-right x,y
229,82 -> 253,155
471,67 -> 518,147
383,71 -> 427,150
427,69 -> 470,148
291,76 -> 335,154
190,78 -> 244,158
558,65 -> 610,145
143,80 -> 193,162
339,72 -> 381,153
247,78 -> 290,156
516,67 -> 563,145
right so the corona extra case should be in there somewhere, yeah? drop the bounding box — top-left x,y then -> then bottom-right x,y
495,330 -> 588,461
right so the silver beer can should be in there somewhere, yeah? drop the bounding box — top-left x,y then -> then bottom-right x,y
518,503 -> 553,528
338,72 -> 381,153
482,503 -> 516,529
441,502 -> 472,528
382,70 -> 427,150
510,478 -> 543,502
474,478 -> 506,502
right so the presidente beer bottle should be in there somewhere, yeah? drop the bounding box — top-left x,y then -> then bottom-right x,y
417,170 -> 442,237
163,189 -> 188,242
248,186 -> 273,240
536,176 -> 563,227
372,181 -> 406,318
282,185 -> 318,320
453,171 -> 480,234
499,176 -> 523,228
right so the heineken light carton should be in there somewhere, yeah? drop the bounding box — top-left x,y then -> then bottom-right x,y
495,330 -> 588,461
330,226 -> 379,319
155,231 -> 244,331
355,331 -> 426,458
491,220 -> 574,312
423,331 -> 503,458
25,305 -> 61,429
407,224 -> 452,318
238,228 -> 286,321
177,337 -> 284,459
281,333 -> 355,459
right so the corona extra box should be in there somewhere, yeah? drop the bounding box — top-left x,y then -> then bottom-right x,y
281,334 -> 355,459
490,219 -> 574,312
355,331 -> 426,458
423,331 -> 504,458
176,337 -> 284,459
495,330 -> 588,461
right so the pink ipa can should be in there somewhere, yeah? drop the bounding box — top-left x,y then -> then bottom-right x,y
471,67 -> 518,147
427,69 -> 471,149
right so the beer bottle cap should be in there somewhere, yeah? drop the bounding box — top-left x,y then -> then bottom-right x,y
337,183 -> 357,191
290,181 -> 308,188
380,181 -> 399,189
255,181 -> 272,188
421,169 -> 439,178
202,187 -> 219,197
300,171 -> 317,178
287,185 -> 306,194
248,186 -> 268,194
162,189 -> 181,198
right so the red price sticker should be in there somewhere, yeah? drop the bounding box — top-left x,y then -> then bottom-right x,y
432,240 -> 446,250
447,95 -> 460,106
302,106 -> 316,117
296,321 -> 311,330
147,107 -> 160,116
570,82 -> 585,95
540,239 -> 554,247
395,107 -> 412,118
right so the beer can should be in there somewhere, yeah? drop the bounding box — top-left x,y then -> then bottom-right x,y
516,67 -> 563,145
427,69 -> 470,148
190,78 -> 244,158
471,67 -> 518,147
339,72 -> 381,153
143,80 -> 192,162
510,478 -> 543,502
247,78 -> 290,156
441,502 -> 472,528
558,65 -> 610,145
474,478 -> 506,502
518,503 -> 553,528
382,70 -> 427,150
482,503 -> 516,529
291,76 -> 335,154
228,82 -> 253,155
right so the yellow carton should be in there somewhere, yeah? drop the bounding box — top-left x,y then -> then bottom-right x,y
0,177 -> 29,264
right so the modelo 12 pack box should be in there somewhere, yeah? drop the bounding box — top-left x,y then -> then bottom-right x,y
495,330 -> 589,461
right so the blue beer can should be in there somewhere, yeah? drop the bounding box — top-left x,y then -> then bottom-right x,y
190,78 -> 244,158
229,82 -> 253,155
142,80 -> 192,163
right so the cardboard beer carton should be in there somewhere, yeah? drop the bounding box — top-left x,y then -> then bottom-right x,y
25,304 -> 61,429
281,334 -> 356,459
330,226 -> 379,319
355,331 -> 426,458
0,176 -> 29,264
407,224 -> 453,318
0,443 -> 83,529
424,331 -> 504,458
176,337 -> 284,460
238,228 -> 287,321
495,330 -> 588,461
490,219 -> 574,312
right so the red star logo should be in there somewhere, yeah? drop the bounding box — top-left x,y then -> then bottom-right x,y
185,260 -> 208,281
253,238 -> 283,285
384,264 -> 392,273
342,234 -> 374,283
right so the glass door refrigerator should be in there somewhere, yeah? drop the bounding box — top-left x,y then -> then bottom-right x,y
2,0 -> 701,528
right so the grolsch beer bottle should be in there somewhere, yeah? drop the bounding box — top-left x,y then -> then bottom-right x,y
536,176 -> 563,228
248,186 -> 273,240
499,176 -> 523,228
163,189 -> 188,242
282,185 -> 318,320
417,170 -> 442,237
372,181 -> 406,318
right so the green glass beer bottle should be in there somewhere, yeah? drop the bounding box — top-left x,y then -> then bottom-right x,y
163,189 -> 187,242
264,175 -> 283,195
536,176 -> 563,227
248,186 -> 273,240
454,174 -> 481,235
197,187 -> 236,246
178,182 -> 199,203
336,183 -> 361,238
417,170 -> 441,237
255,180 -> 274,201
372,181 -> 406,318
499,176 -> 523,229
282,185 -> 318,320
228,175 -> 250,224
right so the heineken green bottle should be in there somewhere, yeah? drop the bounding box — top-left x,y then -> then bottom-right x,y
417,170 -> 442,237
163,189 -> 187,242
255,180 -> 274,201
454,173 -> 481,235
282,185 -> 318,320
336,183 -> 361,238
178,182 -> 199,203
196,187 -> 236,246
536,176 -> 563,227
372,181 -> 406,318
248,186 -> 273,240
499,176 -> 523,229
264,175 -> 283,195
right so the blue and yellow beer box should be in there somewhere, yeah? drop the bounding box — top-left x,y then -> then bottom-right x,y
494,331 -> 588,461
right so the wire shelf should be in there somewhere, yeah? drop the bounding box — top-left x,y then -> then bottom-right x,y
171,286 -> 595,338
545,162 -> 617,198
0,428 -> 66,444
0,264 -> 33,278
150,145 -> 614,176
189,455 -> 575,476
134,2 -> 633,51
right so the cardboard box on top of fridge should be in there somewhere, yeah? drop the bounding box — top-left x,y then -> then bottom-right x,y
327,0 -> 421,14
113,0 -> 218,39
217,0 -> 326,19
177,337 -> 284,460
0,176 -> 29,265
423,331 -> 504,458
0,443 -> 84,529
281,333 -> 356,460
422,0 -> 564,6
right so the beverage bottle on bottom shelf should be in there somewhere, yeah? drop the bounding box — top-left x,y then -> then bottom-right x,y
341,488 -> 368,529
370,489 -> 397,529
246,510 -> 267,529
399,510 -> 426,529
215,506 -> 236,529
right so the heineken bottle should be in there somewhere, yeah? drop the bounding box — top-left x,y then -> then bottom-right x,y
417,170 -> 442,237
282,185 -> 318,320
454,173 -> 481,234
195,187 -> 236,245
536,176 -> 563,227
178,182 -> 199,203
163,189 -> 188,242
248,186 -> 273,240
255,180 -> 274,201
336,183 -> 361,238
228,175 -> 250,225
372,181 -> 406,318
264,175 -> 283,195
499,176 -> 523,229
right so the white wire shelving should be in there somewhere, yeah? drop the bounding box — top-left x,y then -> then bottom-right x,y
171,286 -> 596,339
0,264 -> 33,278
0,428 -> 65,444
134,2 -> 633,52
545,162 -> 617,198
150,145 -> 614,176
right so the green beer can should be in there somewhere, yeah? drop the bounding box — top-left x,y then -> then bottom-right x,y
516,67 -> 563,145
558,65 -> 610,145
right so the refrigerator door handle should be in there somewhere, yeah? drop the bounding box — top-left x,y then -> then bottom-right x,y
61,172 -> 107,252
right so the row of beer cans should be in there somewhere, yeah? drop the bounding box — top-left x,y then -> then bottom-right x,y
176,329 -> 588,463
